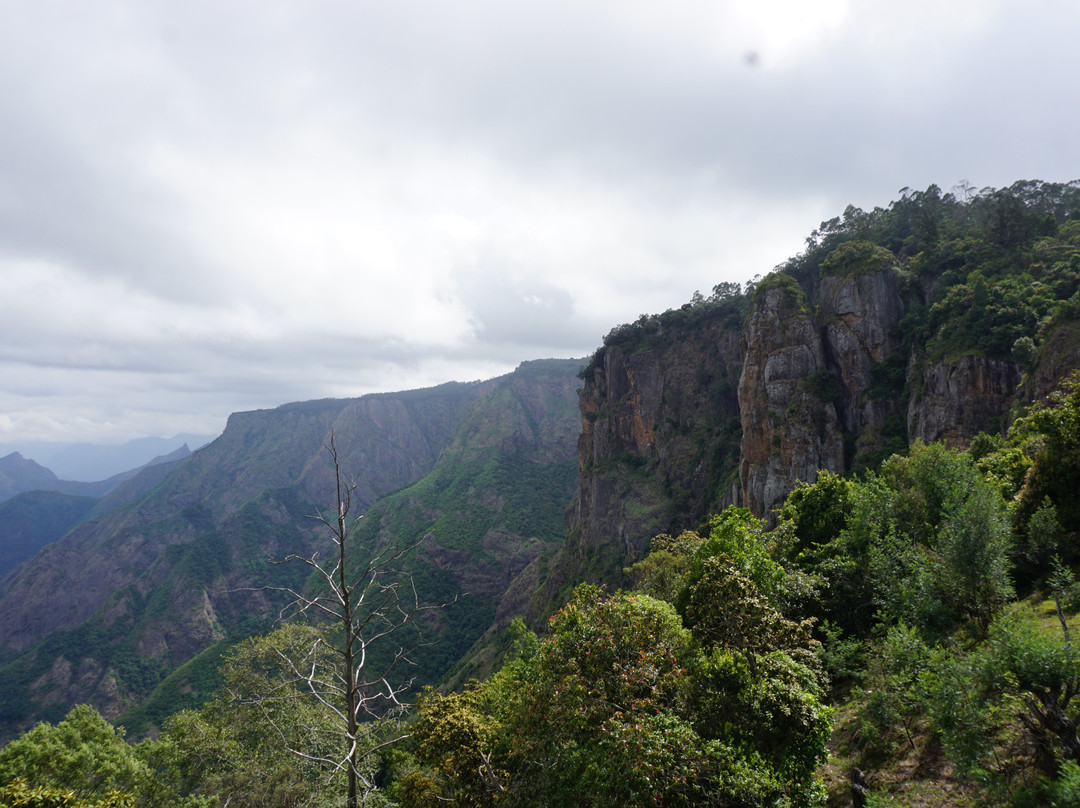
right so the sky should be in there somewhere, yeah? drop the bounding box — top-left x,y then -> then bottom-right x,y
2,0 -> 1079,448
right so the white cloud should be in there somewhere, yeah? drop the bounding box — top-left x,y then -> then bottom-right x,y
0,0 -> 1077,445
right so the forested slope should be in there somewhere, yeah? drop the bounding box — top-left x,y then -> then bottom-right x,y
0,363 -> 583,738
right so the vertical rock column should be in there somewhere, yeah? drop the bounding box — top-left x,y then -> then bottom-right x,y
739,278 -> 844,518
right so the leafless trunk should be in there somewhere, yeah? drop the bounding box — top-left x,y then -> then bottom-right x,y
247,429 -> 449,806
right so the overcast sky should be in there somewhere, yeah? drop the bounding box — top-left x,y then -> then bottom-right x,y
2,0 -> 1078,447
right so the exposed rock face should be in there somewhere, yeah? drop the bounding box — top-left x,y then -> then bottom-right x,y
907,355 -> 1023,446
739,268 -> 908,519
566,313 -> 743,564
1027,312 -> 1080,400
739,280 -> 844,518
563,271 -> 915,573
564,259 -> 1046,562
819,267 -> 905,455
819,270 -> 905,364
564,250 -> 1069,576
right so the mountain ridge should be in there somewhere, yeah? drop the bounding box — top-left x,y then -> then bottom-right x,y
0,360 -> 583,735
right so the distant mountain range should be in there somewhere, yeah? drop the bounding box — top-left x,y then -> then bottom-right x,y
0,360 -> 582,737
0,448 -> 195,581
0,434 -> 216,484
0,444 -> 195,503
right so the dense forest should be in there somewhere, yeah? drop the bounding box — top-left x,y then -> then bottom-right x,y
2,180 -> 1080,807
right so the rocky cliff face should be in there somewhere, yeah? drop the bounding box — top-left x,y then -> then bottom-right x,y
565,310 -> 744,566
738,277 -> 844,517
563,258 -> 1050,574
561,263 -> 917,568
907,356 -> 1023,446
740,265 -> 911,516
1027,308 -> 1080,400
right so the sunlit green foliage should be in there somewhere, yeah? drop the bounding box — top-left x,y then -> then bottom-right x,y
1014,372 -> 1080,548
0,705 -> 209,808
623,529 -> 703,602
0,707 -> 146,806
411,508 -> 831,808
855,624 -> 933,758
770,384 -> 1080,802
0,777 -> 132,808
780,442 -> 1013,648
141,624 -> 374,808
820,239 -> 898,277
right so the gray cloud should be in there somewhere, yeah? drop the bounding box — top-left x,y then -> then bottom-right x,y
0,0 -> 1077,446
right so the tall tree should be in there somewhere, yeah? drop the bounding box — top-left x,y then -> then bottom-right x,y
252,431 -> 441,808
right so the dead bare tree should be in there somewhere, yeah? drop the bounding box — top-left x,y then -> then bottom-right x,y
246,429 -> 443,808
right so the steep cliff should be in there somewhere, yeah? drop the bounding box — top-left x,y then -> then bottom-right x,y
1027,301 -> 1080,400
907,355 -> 1023,445
559,181 -> 1080,578
740,247 -> 912,515
555,254 -> 917,569
738,274 -> 844,516
565,298 -> 745,566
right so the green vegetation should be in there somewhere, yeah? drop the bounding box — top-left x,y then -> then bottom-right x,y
776,372 -> 1080,805
782,180 -> 1080,366
579,281 -> 753,378
346,442 -> 577,686
113,639 -> 236,738
820,240 -> 899,278
409,510 -> 830,807
0,487 -> 317,733
753,271 -> 811,313
0,704 -> 205,808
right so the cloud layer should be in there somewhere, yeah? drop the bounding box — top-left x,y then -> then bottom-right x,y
2,0 -> 1078,443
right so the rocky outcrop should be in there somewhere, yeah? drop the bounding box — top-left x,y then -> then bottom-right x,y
560,269 -> 916,572
1027,309 -> 1080,400
739,267 -> 907,518
907,355 -> 1022,446
566,311 -> 744,564
739,278 -> 844,517
819,265 -> 905,458
564,247 -> 1075,570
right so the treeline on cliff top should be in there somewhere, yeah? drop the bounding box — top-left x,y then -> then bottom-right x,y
582,178 -> 1080,378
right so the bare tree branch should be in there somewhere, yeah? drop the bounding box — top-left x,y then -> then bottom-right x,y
231,429 -> 455,808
